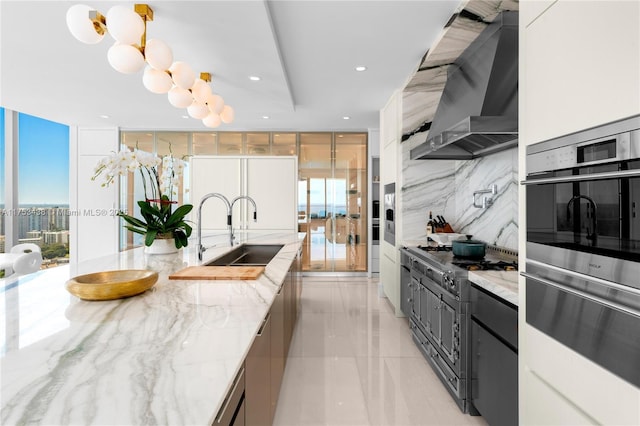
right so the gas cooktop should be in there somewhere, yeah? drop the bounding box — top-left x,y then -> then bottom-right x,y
408,244 -> 518,272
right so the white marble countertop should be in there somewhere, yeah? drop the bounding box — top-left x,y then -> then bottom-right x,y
0,232 -> 305,425
468,270 -> 519,306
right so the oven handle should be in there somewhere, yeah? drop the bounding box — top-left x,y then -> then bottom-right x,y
521,271 -> 640,319
527,258 -> 640,297
521,168 -> 640,185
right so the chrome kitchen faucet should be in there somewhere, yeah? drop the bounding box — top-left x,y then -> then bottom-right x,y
197,193 -> 258,261
229,195 -> 258,246
196,193 -> 231,261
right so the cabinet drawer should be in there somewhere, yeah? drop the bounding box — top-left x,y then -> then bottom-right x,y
471,320 -> 518,426
471,284 -> 518,349
214,367 -> 245,426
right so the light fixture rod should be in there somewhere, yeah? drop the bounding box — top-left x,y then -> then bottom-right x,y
200,72 -> 211,82
133,4 -> 153,51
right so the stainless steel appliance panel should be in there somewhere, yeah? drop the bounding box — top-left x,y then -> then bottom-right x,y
383,183 -> 395,245
523,261 -> 640,387
400,249 -> 412,316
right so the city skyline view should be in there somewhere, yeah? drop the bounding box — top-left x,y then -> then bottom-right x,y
1,108 -> 70,261
16,112 -> 70,205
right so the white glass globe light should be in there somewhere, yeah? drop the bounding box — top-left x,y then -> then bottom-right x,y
168,86 -> 193,108
106,5 -> 145,45
220,105 -> 235,124
169,61 -> 196,90
142,66 -> 173,94
145,39 -> 173,70
107,43 -> 145,74
187,101 -> 210,120
206,94 -> 225,114
66,4 -> 105,44
191,79 -> 212,104
203,112 -> 222,128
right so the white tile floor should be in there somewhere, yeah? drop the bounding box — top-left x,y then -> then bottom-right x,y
273,276 -> 489,426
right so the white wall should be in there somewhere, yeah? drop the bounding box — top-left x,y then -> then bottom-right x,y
519,1 -> 640,424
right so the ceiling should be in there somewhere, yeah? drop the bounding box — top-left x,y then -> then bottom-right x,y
0,0 -> 464,132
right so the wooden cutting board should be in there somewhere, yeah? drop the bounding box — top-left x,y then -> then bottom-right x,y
169,266 -> 265,280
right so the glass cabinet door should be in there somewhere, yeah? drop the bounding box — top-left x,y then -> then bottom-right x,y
298,133 -> 367,272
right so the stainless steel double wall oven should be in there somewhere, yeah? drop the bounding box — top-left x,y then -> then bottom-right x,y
523,115 -> 640,387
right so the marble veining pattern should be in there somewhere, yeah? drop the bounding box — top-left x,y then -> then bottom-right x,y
467,270 -> 519,306
453,148 -> 519,248
401,142 -> 518,250
1,232 -> 304,425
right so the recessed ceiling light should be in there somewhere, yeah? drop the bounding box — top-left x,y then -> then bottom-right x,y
343,116 -> 350,120
249,76 -> 261,81
355,66 -> 367,72
99,114 -> 109,119
262,115 -> 270,119
182,115 -> 189,119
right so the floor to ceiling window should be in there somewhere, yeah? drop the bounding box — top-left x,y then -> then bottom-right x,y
119,130 -> 368,272
0,108 -> 5,253
0,108 -> 69,264
17,113 -> 70,267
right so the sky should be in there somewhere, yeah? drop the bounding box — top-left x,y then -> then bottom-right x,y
1,108 -> 70,205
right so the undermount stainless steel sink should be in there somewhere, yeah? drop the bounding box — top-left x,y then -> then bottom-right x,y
204,244 -> 284,266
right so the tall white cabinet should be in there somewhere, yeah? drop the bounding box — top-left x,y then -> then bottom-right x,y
519,1 -> 640,424
70,127 -> 119,265
380,90 -> 403,316
190,156 -> 297,234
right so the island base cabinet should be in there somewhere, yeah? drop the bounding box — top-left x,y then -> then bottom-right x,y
270,287 -> 285,420
246,313 -> 272,426
213,367 -> 245,426
245,254 -> 302,426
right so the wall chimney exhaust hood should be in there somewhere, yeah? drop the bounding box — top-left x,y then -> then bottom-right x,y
411,11 -> 518,160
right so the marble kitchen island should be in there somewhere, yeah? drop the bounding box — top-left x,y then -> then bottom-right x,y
1,232 -> 304,425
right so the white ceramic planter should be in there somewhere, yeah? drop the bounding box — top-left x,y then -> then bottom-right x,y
145,238 -> 178,254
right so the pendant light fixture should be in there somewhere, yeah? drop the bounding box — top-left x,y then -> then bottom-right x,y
66,3 -> 235,125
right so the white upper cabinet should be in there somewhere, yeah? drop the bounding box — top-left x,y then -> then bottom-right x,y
245,157 -> 297,231
521,0 -> 640,146
191,156 -> 297,233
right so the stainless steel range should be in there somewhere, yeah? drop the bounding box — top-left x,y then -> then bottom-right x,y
401,244 -> 517,414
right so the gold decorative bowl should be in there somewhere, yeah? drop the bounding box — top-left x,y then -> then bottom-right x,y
66,270 -> 159,301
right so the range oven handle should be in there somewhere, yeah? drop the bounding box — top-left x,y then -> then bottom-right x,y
521,168 -> 640,185
521,271 -> 640,319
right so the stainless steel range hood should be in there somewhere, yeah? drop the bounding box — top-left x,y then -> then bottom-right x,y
411,11 -> 518,160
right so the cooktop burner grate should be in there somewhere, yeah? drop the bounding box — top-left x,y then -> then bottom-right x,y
451,260 -> 518,271
417,245 -> 452,252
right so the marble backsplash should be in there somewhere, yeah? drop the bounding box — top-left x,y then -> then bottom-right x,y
401,141 -> 518,250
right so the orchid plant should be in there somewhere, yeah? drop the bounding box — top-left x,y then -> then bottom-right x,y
92,148 -> 193,249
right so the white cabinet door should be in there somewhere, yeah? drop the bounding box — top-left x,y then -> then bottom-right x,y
72,127 -> 118,264
521,0 -> 640,146
190,157 -> 241,231
190,156 -> 297,232
76,156 -> 118,262
246,157 -> 297,231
